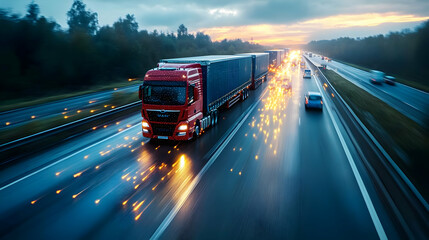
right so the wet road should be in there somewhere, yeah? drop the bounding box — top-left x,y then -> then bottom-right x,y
0,84 -> 139,130
0,60 -> 400,239
308,56 -> 429,126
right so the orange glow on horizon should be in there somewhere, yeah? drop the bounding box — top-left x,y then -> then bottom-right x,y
197,13 -> 429,45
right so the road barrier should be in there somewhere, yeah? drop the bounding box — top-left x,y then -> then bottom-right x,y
0,101 -> 141,163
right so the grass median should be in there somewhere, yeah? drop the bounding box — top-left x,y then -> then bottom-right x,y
0,91 -> 139,145
322,69 -> 429,198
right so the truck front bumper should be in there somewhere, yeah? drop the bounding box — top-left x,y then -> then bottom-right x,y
142,121 -> 193,141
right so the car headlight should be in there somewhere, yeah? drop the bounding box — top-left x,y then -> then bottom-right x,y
142,121 -> 149,128
178,124 -> 188,131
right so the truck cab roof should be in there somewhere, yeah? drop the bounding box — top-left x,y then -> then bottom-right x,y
145,63 -> 201,81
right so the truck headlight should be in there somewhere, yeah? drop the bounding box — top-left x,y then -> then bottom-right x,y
142,121 -> 149,128
178,124 -> 188,131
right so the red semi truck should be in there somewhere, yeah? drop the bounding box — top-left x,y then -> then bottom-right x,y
138,55 -> 254,140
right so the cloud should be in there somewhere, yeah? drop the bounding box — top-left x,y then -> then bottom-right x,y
198,12 -> 429,46
209,8 -> 238,19
303,12 -> 429,28
1,0 -> 429,43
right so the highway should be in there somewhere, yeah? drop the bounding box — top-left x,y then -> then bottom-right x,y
0,84 -> 139,130
0,59 -> 401,239
308,56 -> 429,126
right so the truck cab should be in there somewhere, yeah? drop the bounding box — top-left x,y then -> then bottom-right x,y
139,63 -> 203,140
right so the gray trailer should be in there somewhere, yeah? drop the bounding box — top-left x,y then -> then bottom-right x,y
160,55 -> 252,114
265,50 -> 283,68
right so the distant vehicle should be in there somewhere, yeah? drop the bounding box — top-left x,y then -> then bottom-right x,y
309,53 -> 312,57
369,70 -> 385,84
321,56 -> 325,60
300,61 -> 305,68
305,92 -> 323,110
384,76 -> 396,85
303,69 -> 311,78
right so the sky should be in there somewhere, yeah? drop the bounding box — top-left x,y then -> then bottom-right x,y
1,0 -> 429,46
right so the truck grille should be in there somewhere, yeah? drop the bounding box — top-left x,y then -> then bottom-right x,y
151,123 -> 176,136
147,110 -> 180,123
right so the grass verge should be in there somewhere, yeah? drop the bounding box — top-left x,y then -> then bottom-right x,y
322,69 -> 429,199
0,80 -> 140,112
334,59 -> 429,93
0,91 -> 139,145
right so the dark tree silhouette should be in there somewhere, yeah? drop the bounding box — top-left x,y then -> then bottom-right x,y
67,0 -> 98,35
25,1 -> 39,23
177,24 -> 188,38
305,21 -> 429,90
0,2 -> 265,101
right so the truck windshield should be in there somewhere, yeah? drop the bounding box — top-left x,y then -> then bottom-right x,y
142,81 -> 186,105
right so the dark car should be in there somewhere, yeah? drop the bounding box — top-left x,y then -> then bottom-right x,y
305,91 -> 323,110
384,76 -> 396,85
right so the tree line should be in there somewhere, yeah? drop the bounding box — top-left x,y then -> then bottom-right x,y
0,0 -> 265,101
305,21 -> 429,89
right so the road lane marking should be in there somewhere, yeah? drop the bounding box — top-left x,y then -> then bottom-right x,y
312,73 -> 388,240
150,89 -> 267,240
0,124 -> 142,191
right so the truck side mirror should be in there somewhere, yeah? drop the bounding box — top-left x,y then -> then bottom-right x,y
138,85 -> 143,100
193,86 -> 199,101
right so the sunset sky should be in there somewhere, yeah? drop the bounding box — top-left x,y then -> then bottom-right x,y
1,0 -> 429,46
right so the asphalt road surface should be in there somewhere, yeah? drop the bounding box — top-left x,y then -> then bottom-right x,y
0,62 -> 401,239
0,84 -> 139,130
308,56 -> 429,126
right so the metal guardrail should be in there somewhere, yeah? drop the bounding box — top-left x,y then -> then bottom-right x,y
304,55 -> 429,238
0,101 -> 141,152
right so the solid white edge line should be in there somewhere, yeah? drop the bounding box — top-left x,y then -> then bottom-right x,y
312,72 -> 388,240
0,124 -> 141,191
150,89 -> 267,240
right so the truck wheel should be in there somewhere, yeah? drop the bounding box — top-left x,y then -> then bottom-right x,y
194,124 -> 201,138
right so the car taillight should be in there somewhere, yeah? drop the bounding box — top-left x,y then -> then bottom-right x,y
305,99 -> 308,104
320,100 -> 323,105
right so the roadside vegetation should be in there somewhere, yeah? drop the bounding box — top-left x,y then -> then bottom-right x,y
306,21 -> 429,92
0,0 -> 265,103
322,69 -> 429,198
